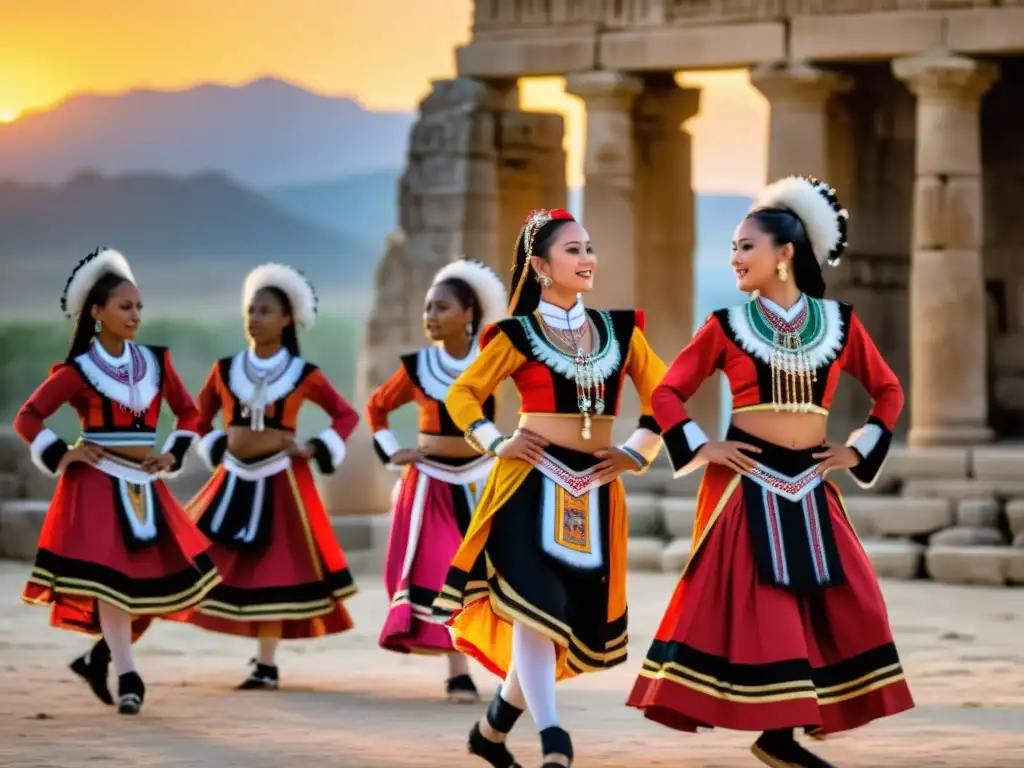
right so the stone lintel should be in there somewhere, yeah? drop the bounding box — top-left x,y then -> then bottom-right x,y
892,49 -> 999,103
456,36 -> 596,79
599,23 -> 785,71
750,62 -> 853,109
564,71 -> 643,113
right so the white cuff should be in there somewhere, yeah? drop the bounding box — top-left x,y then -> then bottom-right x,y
672,421 -> 710,478
315,428 -> 347,469
159,430 -> 197,479
194,430 -> 226,471
623,428 -> 663,466
470,421 -> 504,454
30,428 -> 63,477
373,429 -> 401,459
847,423 -> 882,461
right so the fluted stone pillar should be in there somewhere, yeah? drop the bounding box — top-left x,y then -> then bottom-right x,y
564,71 -> 642,310
751,62 -> 853,182
893,51 -> 997,447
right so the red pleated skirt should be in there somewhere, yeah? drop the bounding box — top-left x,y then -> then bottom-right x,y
627,462 -> 915,736
379,465 -> 473,654
181,458 -> 356,639
22,462 -> 220,638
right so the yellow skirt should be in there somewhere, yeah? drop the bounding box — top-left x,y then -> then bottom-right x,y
431,444 -> 629,681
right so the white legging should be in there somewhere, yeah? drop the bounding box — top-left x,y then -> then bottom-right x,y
97,600 -> 135,677
500,621 -> 559,730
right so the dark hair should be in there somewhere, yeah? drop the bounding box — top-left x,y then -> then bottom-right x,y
433,277 -> 483,337
509,217 -> 576,316
745,208 -> 827,299
258,286 -> 301,356
66,272 -> 132,360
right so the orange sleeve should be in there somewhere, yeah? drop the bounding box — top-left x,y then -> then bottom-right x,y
192,363 -> 228,471
365,365 -> 416,463
839,309 -> 905,488
13,364 -> 84,477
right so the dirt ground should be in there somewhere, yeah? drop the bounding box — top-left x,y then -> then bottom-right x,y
0,560 -> 1021,767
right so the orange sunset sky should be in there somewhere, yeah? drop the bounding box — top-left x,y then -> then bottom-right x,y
0,0 -> 767,193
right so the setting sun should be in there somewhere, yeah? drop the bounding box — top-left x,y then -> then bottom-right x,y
0,109 -> 19,124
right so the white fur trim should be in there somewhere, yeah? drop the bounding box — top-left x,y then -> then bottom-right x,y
30,428 -> 63,476
62,249 -> 136,319
432,258 -> 508,330
243,263 -> 318,330
315,428 -> 346,469
194,430 -> 226,471
623,428 -> 663,466
373,429 -> 401,459
673,421 -> 710,478
472,421 -> 505,454
752,176 -> 843,266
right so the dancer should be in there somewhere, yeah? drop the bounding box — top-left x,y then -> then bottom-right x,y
626,176 -> 914,767
182,263 -> 359,689
368,258 -> 507,702
431,209 -> 667,767
14,248 -> 219,715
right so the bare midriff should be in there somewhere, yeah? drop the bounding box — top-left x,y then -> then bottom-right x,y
731,410 -> 828,450
518,412 -> 614,454
226,426 -> 295,460
100,445 -> 152,462
418,434 -> 481,458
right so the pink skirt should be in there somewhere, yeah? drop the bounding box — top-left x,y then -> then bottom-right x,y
379,458 -> 486,654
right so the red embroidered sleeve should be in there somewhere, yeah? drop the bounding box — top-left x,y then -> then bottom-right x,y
305,369 -> 360,474
652,313 -> 726,476
839,310 -> 904,488
158,349 -> 201,475
13,364 -> 85,477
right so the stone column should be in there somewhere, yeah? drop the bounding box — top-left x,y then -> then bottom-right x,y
632,75 -> 718,437
750,62 -> 853,183
564,71 -> 642,310
893,51 -> 997,447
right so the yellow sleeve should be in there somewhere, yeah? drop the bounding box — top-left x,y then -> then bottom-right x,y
619,327 -> 668,469
446,327 -> 528,453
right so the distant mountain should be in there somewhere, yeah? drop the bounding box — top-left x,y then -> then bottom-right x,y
265,170 -> 400,251
0,170 -> 381,317
0,78 -> 415,187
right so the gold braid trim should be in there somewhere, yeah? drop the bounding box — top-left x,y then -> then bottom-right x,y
507,209 -> 556,315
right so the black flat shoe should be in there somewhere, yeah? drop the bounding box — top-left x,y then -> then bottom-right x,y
69,640 -> 113,706
237,659 -> 279,690
539,725 -> 574,767
752,729 -> 837,768
446,673 -> 480,704
116,671 -> 145,715
466,686 -> 524,767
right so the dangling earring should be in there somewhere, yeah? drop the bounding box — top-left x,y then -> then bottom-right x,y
465,322 -> 473,338
777,262 -> 789,282
540,275 -> 553,289
94,318 -> 102,334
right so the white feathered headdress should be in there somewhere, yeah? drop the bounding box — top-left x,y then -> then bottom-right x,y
750,176 -> 849,266
242,263 -> 318,330
61,248 -> 137,319
431,258 -> 508,331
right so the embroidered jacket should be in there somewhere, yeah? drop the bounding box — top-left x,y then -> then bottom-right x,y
654,295 -> 904,488
14,342 -> 200,478
447,301 -> 667,468
365,346 -> 497,463
192,348 -> 359,475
